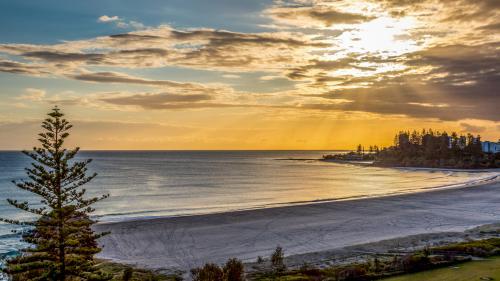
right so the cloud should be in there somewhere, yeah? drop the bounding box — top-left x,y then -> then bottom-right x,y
376,0 -> 500,23
266,6 -> 375,27
460,122 -> 486,133
94,90 -> 283,110
0,26 -> 326,72
70,71 -> 201,89
17,88 -> 46,101
260,75 -> 282,81
23,51 -> 105,63
99,92 -> 217,109
0,1 -> 498,124
98,15 -> 146,30
0,59 -> 48,75
116,20 -> 146,30
222,74 -> 241,79
407,102 -> 449,108
477,22 -> 500,30
311,74 -> 499,121
98,15 -> 120,23
17,87 -> 287,111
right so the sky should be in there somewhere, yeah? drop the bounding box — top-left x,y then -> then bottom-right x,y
0,0 -> 498,150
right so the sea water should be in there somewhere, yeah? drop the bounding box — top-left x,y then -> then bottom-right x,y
0,150 -> 497,272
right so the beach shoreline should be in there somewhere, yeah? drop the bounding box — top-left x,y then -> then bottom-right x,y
94,170 -> 499,224
95,177 -> 500,273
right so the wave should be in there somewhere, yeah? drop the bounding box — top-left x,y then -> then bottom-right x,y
0,233 -> 20,240
0,250 -> 19,259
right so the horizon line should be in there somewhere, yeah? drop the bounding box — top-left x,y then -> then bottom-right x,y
0,149 -> 354,152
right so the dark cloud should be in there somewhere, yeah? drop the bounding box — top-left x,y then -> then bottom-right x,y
380,0 -> 426,6
22,51 -> 105,63
100,92 -> 214,109
285,41 -> 499,121
478,22 -> 500,30
20,49 -> 169,67
164,29 -> 329,69
460,123 -> 486,133
440,0 -> 500,22
71,72 -> 201,89
311,71 -> 499,121
268,6 -> 374,26
375,0 -> 499,23
169,29 -> 326,47
406,42 -> 499,101
307,9 -> 374,25
285,56 -> 379,81
0,60 -> 48,75
115,48 -> 169,56
98,92 -> 268,110
307,85 -> 486,121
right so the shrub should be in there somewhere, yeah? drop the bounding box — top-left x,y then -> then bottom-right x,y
123,267 -> 133,281
223,258 -> 244,281
271,246 -> 286,272
372,257 -> 381,273
191,263 -> 224,281
402,254 -> 431,272
335,264 -> 368,281
256,256 -> 264,264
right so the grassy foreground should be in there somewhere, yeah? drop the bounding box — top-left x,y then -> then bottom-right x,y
383,257 -> 500,281
95,261 -> 181,281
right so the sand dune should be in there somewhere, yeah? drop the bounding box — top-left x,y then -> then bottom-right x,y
95,178 -> 500,272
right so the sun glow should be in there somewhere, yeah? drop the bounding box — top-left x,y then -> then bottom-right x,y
337,16 -> 419,56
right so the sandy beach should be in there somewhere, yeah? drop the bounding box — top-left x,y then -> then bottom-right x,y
95,177 -> 500,273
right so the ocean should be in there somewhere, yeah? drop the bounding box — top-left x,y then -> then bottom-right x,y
0,150 -> 497,271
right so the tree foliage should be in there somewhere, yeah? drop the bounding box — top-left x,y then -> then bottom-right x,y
191,258 -> 244,281
271,246 -> 285,272
0,107 -> 110,280
375,129 -> 499,168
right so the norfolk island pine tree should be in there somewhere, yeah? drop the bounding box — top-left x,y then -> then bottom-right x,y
0,107 -> 111,280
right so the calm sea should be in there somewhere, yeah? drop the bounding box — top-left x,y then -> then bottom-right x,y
0,150 -> 497,267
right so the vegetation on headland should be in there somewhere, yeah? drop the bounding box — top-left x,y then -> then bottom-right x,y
323,145 -> 379,161
324,129 -> 500,168
375,130 -> 499,168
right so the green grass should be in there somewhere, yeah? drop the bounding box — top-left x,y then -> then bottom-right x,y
383,257 -> 500,281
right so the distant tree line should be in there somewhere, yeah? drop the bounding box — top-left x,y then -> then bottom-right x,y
374,129 -> 500,168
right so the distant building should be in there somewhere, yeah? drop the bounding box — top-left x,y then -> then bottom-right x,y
458,136 -> 467,149
444,135 -> 453,148
482,141 -> 500,153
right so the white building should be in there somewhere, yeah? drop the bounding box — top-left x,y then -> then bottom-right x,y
482,141 -> 500,153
